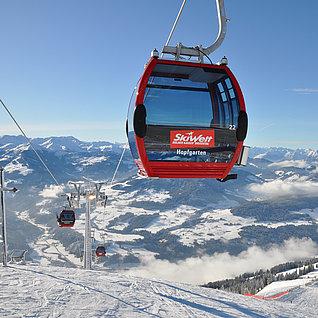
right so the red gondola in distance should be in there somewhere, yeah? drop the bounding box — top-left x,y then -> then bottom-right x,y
127,57 -> 248,179
95,246 -> 106,257
57,209 -> 75,228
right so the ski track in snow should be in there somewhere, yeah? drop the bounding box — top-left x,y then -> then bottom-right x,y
281,281 -> 318,314
1,264 -> 317,318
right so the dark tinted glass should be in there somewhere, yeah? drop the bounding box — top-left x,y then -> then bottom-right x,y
146,84 -> 213,127
127,87 -> 139,160
62,211 -> 74,220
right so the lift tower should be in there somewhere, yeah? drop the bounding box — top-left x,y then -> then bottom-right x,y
0,167 -> 17,267
68,181 -> 107,270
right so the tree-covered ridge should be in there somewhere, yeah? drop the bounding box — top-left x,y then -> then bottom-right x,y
203,257 -> 318,295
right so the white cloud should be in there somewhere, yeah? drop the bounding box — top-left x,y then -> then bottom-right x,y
248,177 -> 318,199
39,185 -> 64,198
128,238 -> 317,284
288,88 -> 318,94
269,160 -> 308,169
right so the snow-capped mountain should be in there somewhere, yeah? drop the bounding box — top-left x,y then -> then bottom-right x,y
0,135 -> 134,188
1,135 -> 318,279
249,146 -> 318,162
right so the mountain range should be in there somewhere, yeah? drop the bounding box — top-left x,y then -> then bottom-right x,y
0,135 -> 318,282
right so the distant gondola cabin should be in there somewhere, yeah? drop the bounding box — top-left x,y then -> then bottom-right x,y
95,246 -> 106,257
57,209 -> 75,228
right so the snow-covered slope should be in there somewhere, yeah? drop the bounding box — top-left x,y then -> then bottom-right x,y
257,264 -> 318,297
281,280 -> 318,313
1,264 -> 316,318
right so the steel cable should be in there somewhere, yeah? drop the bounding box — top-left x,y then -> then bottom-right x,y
0,98 -> 60,185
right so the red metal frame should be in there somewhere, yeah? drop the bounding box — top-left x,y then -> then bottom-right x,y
96,251 -> 106,257
58,223 -> 75,228
134,57 -> 246,179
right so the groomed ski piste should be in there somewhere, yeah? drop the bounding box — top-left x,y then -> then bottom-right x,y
1,264 -> 317,317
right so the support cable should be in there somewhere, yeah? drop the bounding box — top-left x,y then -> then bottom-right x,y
110,145 -> 127,185
0,98 -> 59,185
161,0 -> 187,57
161,0 -> 228,60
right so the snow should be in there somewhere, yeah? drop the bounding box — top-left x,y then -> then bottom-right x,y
297,208 -> 318,220
274,170 -> 285,176
16,210 -> 82,268
304,149 -> 318,158
75,186 -> 255,248
36,199 -> 52,206
257,266 -> 318,298
38,208 -> 51,215
61,180 -> 314,251
145,205 -> 197,234
0,155 -> 9,161
255,220 -> 313,229
99,145 -> 112,151
5,160 -> 33,176
11,143 -> 30,152
276,263 -> 318,277
74,209 -> 143,243
172,209 -> 254,246
111,222 -> 130,231
257,278 -> 314,297
253,153 -> 266,159
0,143 -> 12,149
281,281 -> 318,313
79,156 -> 108,166
40,138 -> 53,149
96,232 -> 143,243
1,264 -> 316,317
135,189 -> 171,203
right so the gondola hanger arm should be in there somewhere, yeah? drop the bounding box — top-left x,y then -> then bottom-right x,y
161,0 -> 228,62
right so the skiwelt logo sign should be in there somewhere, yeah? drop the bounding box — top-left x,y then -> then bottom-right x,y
170,130 -> 215,149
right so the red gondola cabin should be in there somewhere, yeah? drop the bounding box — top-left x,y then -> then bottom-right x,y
127,57 -> 248,179
95,246 -> 106,257
57,209 -> 75,228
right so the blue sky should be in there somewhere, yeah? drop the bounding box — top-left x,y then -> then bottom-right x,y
0,0 -> 317,148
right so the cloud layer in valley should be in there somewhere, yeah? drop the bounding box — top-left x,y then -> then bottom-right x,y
128,238 -> 318,284
269,160 -> 308,169
248,177 -> 318,199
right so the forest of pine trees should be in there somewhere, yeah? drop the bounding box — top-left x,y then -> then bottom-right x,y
203,257 -> 318,295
